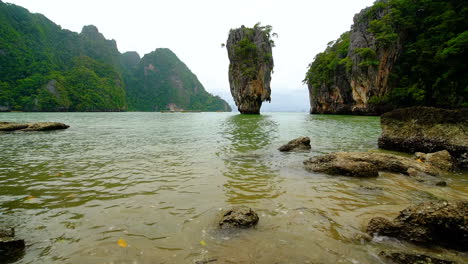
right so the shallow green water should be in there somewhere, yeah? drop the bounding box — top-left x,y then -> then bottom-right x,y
0,112 -> 466,264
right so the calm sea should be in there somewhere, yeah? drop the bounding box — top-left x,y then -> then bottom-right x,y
1,112 -> 466,263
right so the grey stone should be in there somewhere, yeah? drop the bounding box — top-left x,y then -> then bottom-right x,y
278,136 -> 311,152
219,207 -> 259,229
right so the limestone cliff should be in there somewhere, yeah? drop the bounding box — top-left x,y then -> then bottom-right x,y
125,48 -> 232,112
306,4 -> 399,115
226,24 -> 274,114
305,0 -> 467,114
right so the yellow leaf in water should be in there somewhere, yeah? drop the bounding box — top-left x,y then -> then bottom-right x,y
416,159 -> 423,163
199,240 -> 206,246
25,195 -> 35,200
117,238 -> 128,248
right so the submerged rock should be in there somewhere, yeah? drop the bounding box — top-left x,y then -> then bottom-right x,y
366,201 -> 468,251
219,207 -> 259,229
278,136 -> 311,152
226,24 -> 274,114
378,251 -> 456,264
303,152 -> 441,177
378,107 -> 468,168
0,122 -> 69,132
0,228 -> 14,238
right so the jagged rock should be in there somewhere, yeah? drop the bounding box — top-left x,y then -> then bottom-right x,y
379,107 -> 468,168
366,201 -> 468,251
226,24 -> 274,114
0,122 -> 69,132
303,152 -> 441,177
278,136 -> 311,152
219,207 -> 259,229
378,251 -> 456,264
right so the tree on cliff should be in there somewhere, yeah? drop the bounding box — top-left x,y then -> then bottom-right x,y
304,0 -> 467,114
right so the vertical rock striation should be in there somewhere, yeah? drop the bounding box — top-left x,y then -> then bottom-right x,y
304,0 -> 467,115
226,25 -> 274,114
306,4 -> 400,115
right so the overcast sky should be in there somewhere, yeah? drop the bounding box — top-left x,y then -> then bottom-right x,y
7,0 -> 375,112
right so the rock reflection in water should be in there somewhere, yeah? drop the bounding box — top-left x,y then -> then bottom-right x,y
219,115 -> 282,204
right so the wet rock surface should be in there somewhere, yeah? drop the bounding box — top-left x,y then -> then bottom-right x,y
278,136 -> 311,152
226,25 -> 274,114
415,150 -> 455,171
303,152 -> 442,177
366,201 -> 468,251
378,107 -> 468,168
0,228 -> 25,263
379,251 -> 456,264
0,122 -> 69,132
219,207 -> 259,229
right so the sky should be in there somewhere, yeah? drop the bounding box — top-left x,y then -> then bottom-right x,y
6,0 -> 376,112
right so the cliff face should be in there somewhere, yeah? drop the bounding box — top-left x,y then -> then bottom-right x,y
125,48 -> 231,112
347,6 -> 401,113
305,0 -> 467,115
226,25 -> 274,114
308,5 -> 400,115
0,2 -> 231,112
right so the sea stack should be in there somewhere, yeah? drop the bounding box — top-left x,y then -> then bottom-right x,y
226,24 -> 275,114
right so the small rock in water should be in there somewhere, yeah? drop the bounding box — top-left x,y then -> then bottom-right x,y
278,136 -> 311,152
435,181 -> 447,187
0,228 -> 25,263
378,251 -> 456,264
219,207 -> 259,229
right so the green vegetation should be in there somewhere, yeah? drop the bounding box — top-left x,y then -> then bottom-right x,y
229,23 -> 276,79
303,32 -> 350,91
305,0 -> 467,109
124,49 -> 231,112
0,2 -> 230,112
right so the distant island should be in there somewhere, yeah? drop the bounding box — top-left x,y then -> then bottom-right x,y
304,0 -> 466,115
0,1 -> 231,112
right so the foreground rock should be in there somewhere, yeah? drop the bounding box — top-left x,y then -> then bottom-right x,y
219,207 -> 259,229
278,136 -> 311,152
366,201 -> 467,251
303,152 -> 442,177
226,24 -> 274,114
415,150 -> 455,171
379,251 -> 456,264
0,122 -> 69,132
0,228 -> 25,263
378,107 -> 468,168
